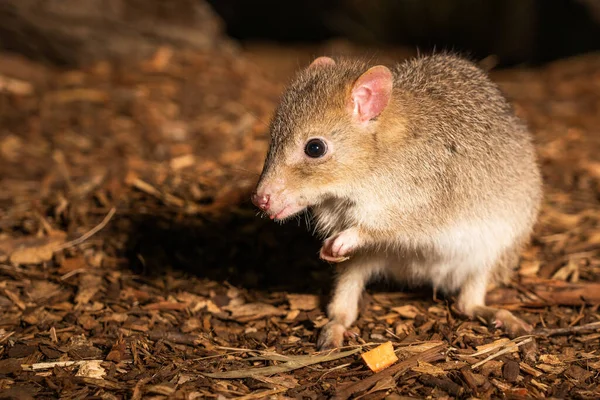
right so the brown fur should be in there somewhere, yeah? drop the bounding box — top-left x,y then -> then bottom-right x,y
254,52 -> 543,350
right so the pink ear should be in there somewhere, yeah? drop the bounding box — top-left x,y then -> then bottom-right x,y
351,66 -> 393,123
308,56 -> 336,68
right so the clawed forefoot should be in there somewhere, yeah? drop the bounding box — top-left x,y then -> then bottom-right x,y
317,321 -> 359,350
319,229 -> 360,263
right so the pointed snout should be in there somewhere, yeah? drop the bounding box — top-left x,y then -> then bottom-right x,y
251,192 -> 270,211
251,179 -> 304,221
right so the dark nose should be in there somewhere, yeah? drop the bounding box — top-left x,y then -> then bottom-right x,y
251,192 -> 270,211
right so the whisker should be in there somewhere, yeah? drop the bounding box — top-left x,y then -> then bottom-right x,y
227,167 -> 262,177
238,106 -> 271,129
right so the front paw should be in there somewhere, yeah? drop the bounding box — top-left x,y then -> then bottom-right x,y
319,228 -> 360,263
317,322 -> 358,350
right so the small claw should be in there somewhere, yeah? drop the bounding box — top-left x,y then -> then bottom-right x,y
319,242 -> 350,263
319,229 -> 360,263
319,251 -> 350,263
344,330 -> 359,339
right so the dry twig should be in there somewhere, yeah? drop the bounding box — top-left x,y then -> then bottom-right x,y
471,337 -> 534,369
202,348 -> 362,379
54,207 -> 116,251
533,321 -> 600,337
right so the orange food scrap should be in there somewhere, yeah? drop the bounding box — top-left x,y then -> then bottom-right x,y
361,341 -> 399,372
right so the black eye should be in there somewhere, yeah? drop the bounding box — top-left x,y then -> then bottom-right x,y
304,138 -> 327,158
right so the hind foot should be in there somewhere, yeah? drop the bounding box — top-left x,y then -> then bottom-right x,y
471,306 -> 537,362
492,309 -> 533,337
471,306 -> 533,337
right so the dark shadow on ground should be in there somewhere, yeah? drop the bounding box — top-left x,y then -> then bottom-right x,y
119,201 -> 435,303
121,202 -> 331,294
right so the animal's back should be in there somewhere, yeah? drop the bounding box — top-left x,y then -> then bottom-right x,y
390,53 -> 542,281
390,54 -> 541,218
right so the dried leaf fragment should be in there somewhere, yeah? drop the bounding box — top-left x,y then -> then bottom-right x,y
287,294 -> 319,311
0,74 -> 33,95
411,361 -> 447,376
253,374 -> 299,389
7,231 -> 67,265
366,376 -> 396,395
75,360 -> 106,379
391,305 -> 419,319
146,384 -> 176,396
22,360 -> 104,371
473,338 -> 513,356
75,274 -> 103,305
142,301 -> 188,311
361,341 -> 399,373
224,302 -> 286,322
106,340 -> 127,362
401,341 -> 445,354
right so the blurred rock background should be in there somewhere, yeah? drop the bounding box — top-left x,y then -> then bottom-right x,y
0,0 -> 597,68
0,0 -> 234,66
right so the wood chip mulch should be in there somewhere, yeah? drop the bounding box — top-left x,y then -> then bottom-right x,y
0,44 -> 599,399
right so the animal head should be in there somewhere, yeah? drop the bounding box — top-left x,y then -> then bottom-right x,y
252,56 -> 395,221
